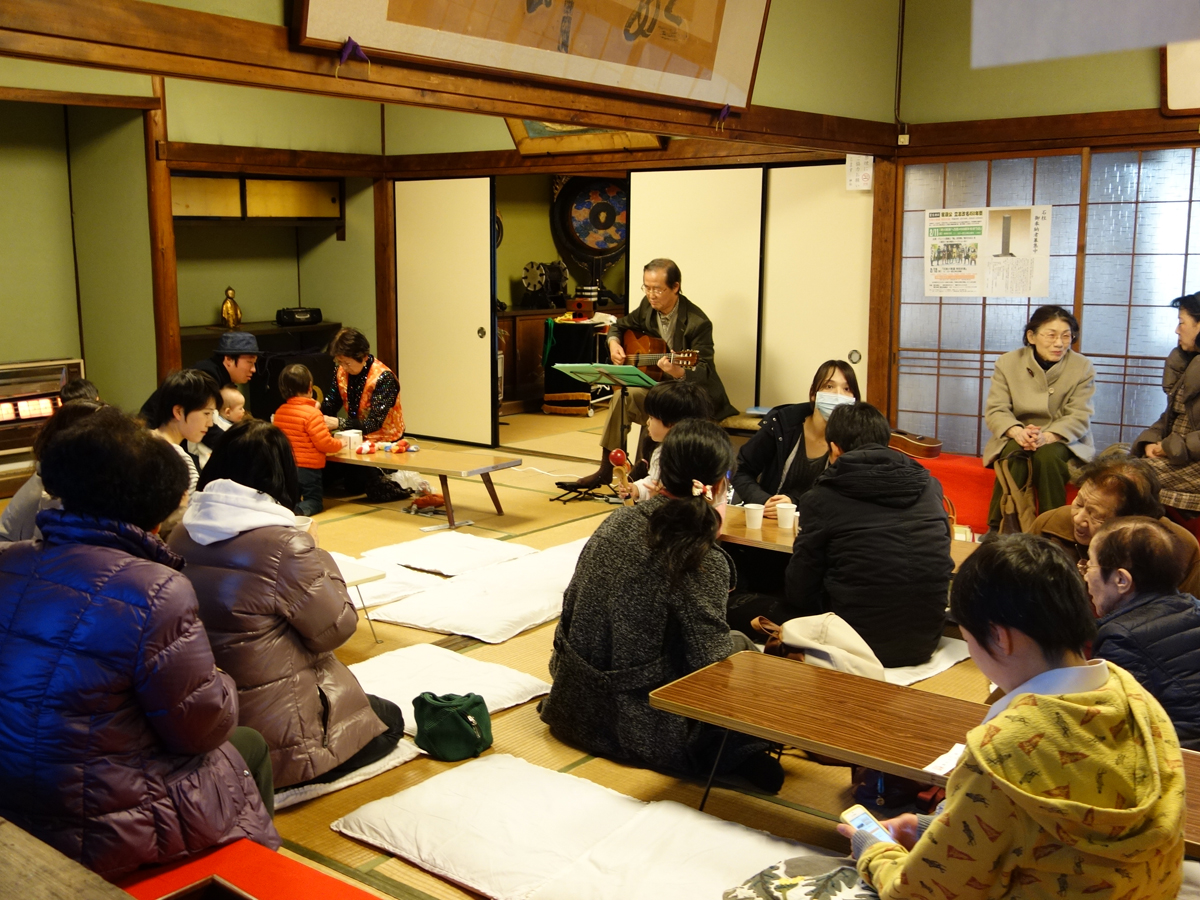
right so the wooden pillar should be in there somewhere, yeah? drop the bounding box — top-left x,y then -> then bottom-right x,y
374,178 -> 398,371
866,157 -> 899,418
144,75 -> 180,379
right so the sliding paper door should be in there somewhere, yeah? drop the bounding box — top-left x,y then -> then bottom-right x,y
629,168 -> 763,412
394,177 -> 494,445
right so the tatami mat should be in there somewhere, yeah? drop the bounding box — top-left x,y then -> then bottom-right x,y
215,437 -> 986,900
912,658 -> 991,704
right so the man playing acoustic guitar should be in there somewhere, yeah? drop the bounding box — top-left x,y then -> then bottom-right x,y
562,258 -> 737,491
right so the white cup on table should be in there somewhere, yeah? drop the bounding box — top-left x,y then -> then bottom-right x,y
294,516 -> 313,533
743,503 -> 765,529
776,502 -> 797,530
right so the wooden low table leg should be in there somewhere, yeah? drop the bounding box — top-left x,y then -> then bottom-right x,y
439,474 -> 456,528
698,728 -> 730,812
481,472 -> 504,516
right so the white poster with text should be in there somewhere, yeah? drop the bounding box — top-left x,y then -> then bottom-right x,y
924,206 -> 1051,298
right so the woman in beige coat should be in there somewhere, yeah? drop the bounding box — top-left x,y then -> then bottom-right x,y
983,305 -> 1095,530
169,420 -> 404,788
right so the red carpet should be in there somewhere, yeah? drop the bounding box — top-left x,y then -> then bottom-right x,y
117,840 -> 376,900
918,453 -> 994,534
917,453 -> 1077,534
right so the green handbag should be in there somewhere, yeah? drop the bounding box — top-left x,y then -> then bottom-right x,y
412,692 -> 493,761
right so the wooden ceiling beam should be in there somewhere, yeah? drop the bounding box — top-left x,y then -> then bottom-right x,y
158,138 -> 840,180
901,107 -> 1200,158
0,85 -> 158,108
0,0 -> 895,156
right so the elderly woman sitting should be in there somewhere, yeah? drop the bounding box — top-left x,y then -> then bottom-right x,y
1083,516 -> 1200,750
1029,456 -> 1200,595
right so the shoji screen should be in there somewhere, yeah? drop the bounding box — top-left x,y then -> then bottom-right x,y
760,163 -> 874,408
394,177 -> 493,445
628,168 -> 763,413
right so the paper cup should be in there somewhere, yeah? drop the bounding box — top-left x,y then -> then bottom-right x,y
743,503 -> 765,529
294,516 -> 313,533
776,503 -> 797,530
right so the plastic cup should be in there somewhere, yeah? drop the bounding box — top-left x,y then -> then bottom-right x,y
776,503 -> 797,530
743,503 -> 765,529
294,516 -> 313,533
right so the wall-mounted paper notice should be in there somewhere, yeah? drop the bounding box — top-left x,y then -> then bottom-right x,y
924,206 -> 1051,298
846,155 -> 873,191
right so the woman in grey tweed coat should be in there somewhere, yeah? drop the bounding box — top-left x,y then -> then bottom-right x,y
539,419 -> 784,792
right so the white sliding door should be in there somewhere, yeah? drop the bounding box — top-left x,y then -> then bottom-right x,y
629,168 -> 762,413
760,164 -> 874,408
394,177 -> 493,445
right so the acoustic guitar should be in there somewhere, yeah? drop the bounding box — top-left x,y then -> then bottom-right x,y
889,429 -> 943,459
620,330 -> 699,382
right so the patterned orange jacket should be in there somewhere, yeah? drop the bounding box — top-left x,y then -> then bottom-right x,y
275,396 -> 343,469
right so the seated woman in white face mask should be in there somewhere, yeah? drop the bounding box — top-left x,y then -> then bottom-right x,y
731,360 -> 860,518
726,361 -> 860,637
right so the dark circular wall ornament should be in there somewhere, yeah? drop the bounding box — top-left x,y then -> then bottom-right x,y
551,177 -> 629,269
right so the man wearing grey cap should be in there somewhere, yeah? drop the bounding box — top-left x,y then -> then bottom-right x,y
139,332 -> 261,439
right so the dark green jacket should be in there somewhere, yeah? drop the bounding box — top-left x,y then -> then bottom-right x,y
611,293 -> 738,420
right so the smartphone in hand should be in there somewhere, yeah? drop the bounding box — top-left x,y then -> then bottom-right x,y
840,804 -> 894,844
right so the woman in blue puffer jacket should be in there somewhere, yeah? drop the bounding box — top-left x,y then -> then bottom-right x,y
0,407 -> 279,877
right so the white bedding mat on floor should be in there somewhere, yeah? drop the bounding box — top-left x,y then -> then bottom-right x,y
332,554 -> 447,609
883,637 -> 972,686
526,795 -> 833,900
273,740 -> 423,810
361,531 -> 538,576
370,538 -> 587,642
347,644 -> 550,736
332,754 -> 813,900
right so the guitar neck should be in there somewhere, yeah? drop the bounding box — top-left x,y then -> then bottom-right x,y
625,353 -> 693,366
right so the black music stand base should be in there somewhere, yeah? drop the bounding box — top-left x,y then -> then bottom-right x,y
550,482 -> 623,505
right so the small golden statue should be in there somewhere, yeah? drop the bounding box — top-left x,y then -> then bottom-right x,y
220,286 -> 242,329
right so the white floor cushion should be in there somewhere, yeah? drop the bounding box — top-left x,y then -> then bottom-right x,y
331,754 -> 814,900
371,538 -> 587,643
273,741 -> 423,810
883,637 -> 972,686
348,644 -> 550,736
328,550 -> 447,609
526,796 -> 832,900
361,531 -> 538,576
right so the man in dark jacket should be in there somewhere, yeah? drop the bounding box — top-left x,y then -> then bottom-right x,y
785,402 -> 952,667
1085,515 -> 1200,750
562,258 -> 738,489
139,330 -> 262,431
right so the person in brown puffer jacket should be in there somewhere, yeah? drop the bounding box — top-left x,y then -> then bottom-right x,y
0,409 -> 279,877
169,420 -> 404,789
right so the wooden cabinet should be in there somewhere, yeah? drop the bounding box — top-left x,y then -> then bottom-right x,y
497,307 -> 624,414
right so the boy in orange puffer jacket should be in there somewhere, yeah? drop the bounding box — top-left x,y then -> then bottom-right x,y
275,364 -> 345,515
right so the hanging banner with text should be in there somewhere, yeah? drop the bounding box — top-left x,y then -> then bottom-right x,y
924,206 -> 1051,297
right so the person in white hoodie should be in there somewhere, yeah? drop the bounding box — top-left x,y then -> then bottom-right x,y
168,420 -> 404,789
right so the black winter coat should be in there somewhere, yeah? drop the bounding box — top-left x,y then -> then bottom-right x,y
1094,590 -> 1200,750
732,402 -> 826,507
785,445 -> 952,667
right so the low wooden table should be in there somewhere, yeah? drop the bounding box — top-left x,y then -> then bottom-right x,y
650,651 -> 1200,854
329,446 -> 520,529
719,505 -> 795,553
720,506 -> 979,572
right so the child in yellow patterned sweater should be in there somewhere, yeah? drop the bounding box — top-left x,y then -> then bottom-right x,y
839,533 -> 1185,900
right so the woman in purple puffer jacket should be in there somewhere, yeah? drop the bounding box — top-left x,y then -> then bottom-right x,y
0,408 -> 279,877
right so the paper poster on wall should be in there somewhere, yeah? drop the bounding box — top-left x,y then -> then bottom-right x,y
845,155 -> 873,191
924,206 -> 1051,297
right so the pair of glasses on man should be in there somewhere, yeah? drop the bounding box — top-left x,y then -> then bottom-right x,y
1076,558 -> 1100,577
642,285 -> 670,296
